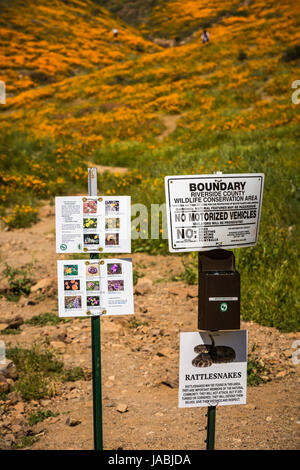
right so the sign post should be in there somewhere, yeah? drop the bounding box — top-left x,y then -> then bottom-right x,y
88,168 -> 103,450
55,168 -> 133,450
206,406 -> 216,450
166,172 -> 263,450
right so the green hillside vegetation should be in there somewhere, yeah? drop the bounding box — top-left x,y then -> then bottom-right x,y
0,0 -> 299,331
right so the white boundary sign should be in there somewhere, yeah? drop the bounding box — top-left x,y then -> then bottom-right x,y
179,331 -> 247,408
165,173 -> 264,252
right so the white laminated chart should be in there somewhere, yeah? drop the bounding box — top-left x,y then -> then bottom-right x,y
165,173 -> 264,252
57,258 -> 134,317
179,331 -> 247,408
55,196 -> 131,253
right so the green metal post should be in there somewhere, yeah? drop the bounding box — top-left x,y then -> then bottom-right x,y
198,252 -> 217,450
206,406 -> 216,450
88,168 -> 103,450
91,291 -> 103,450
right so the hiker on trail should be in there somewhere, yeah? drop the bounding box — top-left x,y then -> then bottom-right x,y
201,29 -> 210,44
113,28 -> 118,38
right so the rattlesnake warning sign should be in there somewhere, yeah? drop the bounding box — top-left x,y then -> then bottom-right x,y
179,331 -> 247,408
165,173 -> 264,252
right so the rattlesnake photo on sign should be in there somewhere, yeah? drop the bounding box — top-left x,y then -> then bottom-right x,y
179,331 -> 247,408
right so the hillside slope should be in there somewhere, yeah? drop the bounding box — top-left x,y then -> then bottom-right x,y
0,0 -> 160,95
0,0 -> 299,331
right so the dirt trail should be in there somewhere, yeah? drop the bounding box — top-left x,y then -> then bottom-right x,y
157,114 -> 185,141
87,163 -> 128,175
0,205 -> 299,450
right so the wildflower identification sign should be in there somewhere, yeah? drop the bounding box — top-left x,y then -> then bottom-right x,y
179,331 -> 247,408
57,258 -> 134,317
165,173 -> 264,252
54,169 -> 135,450
55,196 -> 131,253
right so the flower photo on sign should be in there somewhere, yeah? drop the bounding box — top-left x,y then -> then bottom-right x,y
105,233 -> 119,246
83,218 -> 97,229
87,295 -> 100,307
108,280 -> 124,292
86,280 -> 100,291
105,200 -> 119,213
83,199 -> 97,214
64,265 -> 78,276
107,263 -> 122,275
86,263 -> 100,277
86,263 -> 99,277
64,279 -> 80,291
65,296 -> 82,309
84,234 -> 99,245
105,217 -> 120,229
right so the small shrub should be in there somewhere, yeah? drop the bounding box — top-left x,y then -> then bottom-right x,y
7,345 -> 64,376
282,44 -> 300,62
61,366 -> 86,383
13,434 -> 37,449
171,261 -> 198,285
2,204 -> 38,229
1,327 -> 21,335
238,50 -> 248,61
1,262 -> 33,301
14,373 -> 49,401
127,316 -> 148,329
6,344 -> 63,400
5,344 -> 89,401
0,390 -> 9,401
247,356 -> 266,386
28,409 -> 59,426
133,269 -> 141,286
25,312 -> 70,326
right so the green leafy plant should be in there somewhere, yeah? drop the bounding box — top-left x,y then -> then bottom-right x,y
171,260 -> 198,285
61,366 -> 86,383
5,344 -> 89,401
13,434 -> 37,449
127,316 -> 149,329
28,409 -> 59,426
14,373 -> 50,401
247,345 -> 267,386
1,327 -> 21,335
2,204 -> 39,229
247,357 -> 266,386
1,262 -> 34,301
133,269 -> 141,286
25,312 -> 70,326
7,345 -> 64,376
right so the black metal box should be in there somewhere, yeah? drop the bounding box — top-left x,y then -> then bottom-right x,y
198,249 -> 240,331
